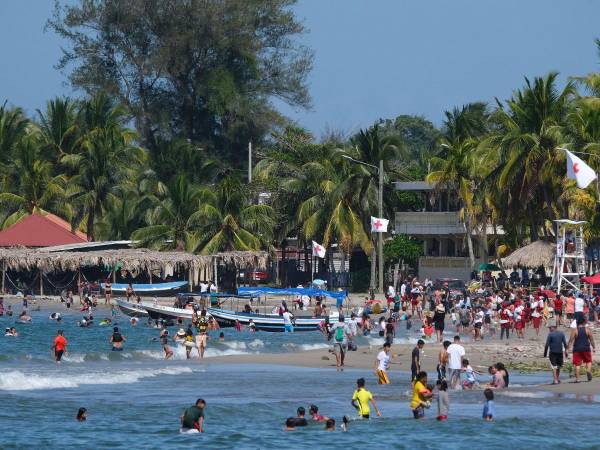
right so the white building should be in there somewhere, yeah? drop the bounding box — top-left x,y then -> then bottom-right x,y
394,181 -> 493,281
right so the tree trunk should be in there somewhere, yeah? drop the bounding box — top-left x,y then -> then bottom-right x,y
86,208 -> 95,241
481,211 -> 488,261
393,262 -> 400,290
527,203 -> 539,241
464,217 -> 475,269
370,238 -> 376,291
280,240 -> 287,287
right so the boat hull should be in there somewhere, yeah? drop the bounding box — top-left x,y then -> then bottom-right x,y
207,308 -> 332,332
115,300 -> 148,317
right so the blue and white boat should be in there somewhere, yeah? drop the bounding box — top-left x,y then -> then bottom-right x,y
102,281 -> 188,295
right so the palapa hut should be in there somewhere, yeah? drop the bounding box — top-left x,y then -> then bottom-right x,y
501,240 -> 555,270
0,247 -> 268,295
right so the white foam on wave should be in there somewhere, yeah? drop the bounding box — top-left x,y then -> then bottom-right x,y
221,341 -> 247,350
0,366 -> 194,391
282,342 -> 330,352
247,339 -> 265,349
499,390 -> 547,399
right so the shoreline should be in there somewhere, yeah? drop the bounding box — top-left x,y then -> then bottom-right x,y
7,296 -> 600,396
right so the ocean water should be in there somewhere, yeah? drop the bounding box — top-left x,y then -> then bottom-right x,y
1,308 -> 600,449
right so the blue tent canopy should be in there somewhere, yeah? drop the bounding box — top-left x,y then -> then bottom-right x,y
238,286 -> 347,301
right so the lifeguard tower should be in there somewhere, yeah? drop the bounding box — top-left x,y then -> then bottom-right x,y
551,219 -> 587,292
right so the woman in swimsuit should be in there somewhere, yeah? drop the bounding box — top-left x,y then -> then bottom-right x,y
104,278 -> 112,305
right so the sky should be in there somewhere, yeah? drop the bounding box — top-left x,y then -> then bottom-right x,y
1,0 -> 600,138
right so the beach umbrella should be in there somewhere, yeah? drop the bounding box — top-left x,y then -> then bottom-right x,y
581,273 -> 600,284
478,263 -> 501,271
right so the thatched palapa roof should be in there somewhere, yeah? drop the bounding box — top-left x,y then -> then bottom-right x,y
0,248 -> 268,276
502,240 -> 555,269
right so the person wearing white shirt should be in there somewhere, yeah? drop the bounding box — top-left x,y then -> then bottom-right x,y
387,285 -> 396,298
400,282 -> 407,298
374,342 -> 392,384
199,282 -> 208,293
282,310 -> 294,333
209,282 -> 217,293
447,335 -> 466,389
573,295 -> 585,324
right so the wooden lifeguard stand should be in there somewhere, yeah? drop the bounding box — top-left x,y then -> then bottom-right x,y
551,219 -> 587,292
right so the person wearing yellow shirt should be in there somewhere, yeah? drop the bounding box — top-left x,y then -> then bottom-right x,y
351,377 -> 382,419
411,371 -> 432,419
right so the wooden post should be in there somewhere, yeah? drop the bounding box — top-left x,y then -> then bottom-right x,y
1,262 -> 5,294
39,270 -> 44,297
188,267 -> 193,292
112,269 -> 116,283
148,267 -> 153,284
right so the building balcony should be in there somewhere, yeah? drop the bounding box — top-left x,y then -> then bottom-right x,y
395,211 -> 466,235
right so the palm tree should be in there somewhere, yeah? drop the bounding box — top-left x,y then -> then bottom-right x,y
131,174 -> 203,251
485,73 -> 575,240
63,94 -> 145,240
336,126 -> 404,288
427,139 -> 479,267
36,97 -> 79,163
0,133 -> 67,228
191,176 -> 275,254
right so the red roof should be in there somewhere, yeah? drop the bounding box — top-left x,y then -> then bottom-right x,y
0,213 -> 88,247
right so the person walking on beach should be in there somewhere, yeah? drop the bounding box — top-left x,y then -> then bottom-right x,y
282,308 -> 294,333
160,327 -> 174,360
411,339 -> 424,382
109,327 -> 126,351
544,324 -> 568,384
180,399 -> 206,433
432,303 -> 446,343
447,336 -> 465,389
51,329 -> 67,363
374,342 -> 393,384
568,317 -> 596,382
351,377 -> 382,419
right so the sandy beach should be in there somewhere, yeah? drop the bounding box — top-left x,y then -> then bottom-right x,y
210,327 -> 600,396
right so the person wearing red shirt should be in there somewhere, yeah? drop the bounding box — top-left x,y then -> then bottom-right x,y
51,330 -> 68,363
553,296 -> 563,326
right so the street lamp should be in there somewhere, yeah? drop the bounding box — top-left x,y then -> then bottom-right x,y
342,154 -> 384,294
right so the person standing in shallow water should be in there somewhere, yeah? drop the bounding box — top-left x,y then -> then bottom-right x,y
110,327 -> 126,351
51,329 -> 67,363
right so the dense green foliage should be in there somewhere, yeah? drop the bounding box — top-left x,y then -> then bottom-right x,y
1,3 -> 600,279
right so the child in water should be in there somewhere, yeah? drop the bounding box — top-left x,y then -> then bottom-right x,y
482,389 -> 495,421
436,380 -> 449,421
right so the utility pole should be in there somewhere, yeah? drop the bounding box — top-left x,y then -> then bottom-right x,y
378,159 -> 384,294
248,141 -> 252,183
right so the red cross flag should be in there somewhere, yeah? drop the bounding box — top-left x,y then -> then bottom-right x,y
312,240 -> 326,258
371,216 -> 389,233
566,149 -> 597,189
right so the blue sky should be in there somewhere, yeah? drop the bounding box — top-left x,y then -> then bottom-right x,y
1,0 -> 600,137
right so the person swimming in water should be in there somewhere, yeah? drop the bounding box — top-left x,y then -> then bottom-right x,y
99,318 -> 112,326
18,310 -> 32,322
180,399 -> 206,433
49,312 -> 61,321
109,326 -> 126,351
76,407 -> 87,421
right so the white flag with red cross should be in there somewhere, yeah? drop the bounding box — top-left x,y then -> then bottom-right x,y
371,216 -> 389,233
566,149 -> 597,189
312,241 -> 326,258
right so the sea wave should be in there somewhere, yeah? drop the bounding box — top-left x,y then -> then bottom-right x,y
281,342 -> 330,352
0,366 -> 194,391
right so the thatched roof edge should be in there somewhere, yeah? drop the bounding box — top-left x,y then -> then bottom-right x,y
502,240 -> 555,269
0,248 -> 268,274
